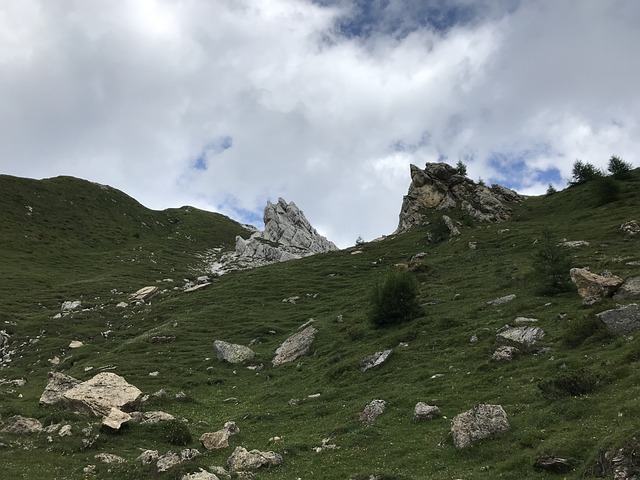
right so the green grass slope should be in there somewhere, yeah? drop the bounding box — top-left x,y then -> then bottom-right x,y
1,171 -> 640,479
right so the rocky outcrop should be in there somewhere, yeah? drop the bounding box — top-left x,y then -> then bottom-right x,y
227,446 -> 283,472
451,404 -> 510,449
597,304 -> 640,335
272,325 -> 317,366
60,372 -> 142,416
570,268 -> 623,303
396,163 -> 523,232
39,372 -> 81,406
1,415 -> 43,434
213,340 -> 255,364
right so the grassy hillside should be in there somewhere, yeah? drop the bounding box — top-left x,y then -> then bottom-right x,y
1,171 -> 639,479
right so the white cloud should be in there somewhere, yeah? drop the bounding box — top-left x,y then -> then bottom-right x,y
1,0 -> 639,248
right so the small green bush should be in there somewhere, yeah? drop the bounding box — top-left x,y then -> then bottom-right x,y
594,176 -> 620,205
429,217 -> 450,244
538,368 -> 601,399
532,230 -> 572,294
146,419 -> 192,446
369,269 -> 421,327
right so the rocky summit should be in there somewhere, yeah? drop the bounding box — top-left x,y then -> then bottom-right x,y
396,162 -> 523,232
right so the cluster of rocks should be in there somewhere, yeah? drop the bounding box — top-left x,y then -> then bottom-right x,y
0,330 -> 12,367
571,269 -> 640,305
206,198 -> 338,274
396,162 -> 523,233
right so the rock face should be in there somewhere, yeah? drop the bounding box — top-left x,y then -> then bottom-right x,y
213,340 -> 256,364
614,277 -> 640,300
39,372 -> 81,406
61,372 -> 142,416
597,304 -> 640,335
231,198 -> 338,269
570,268 -> 623,303
451,404 -> 510,449
396,163 -> 523,232
272,325 -> 317,366
227,446 -> 283,472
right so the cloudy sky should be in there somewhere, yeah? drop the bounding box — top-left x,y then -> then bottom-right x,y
1,1 -> 639,247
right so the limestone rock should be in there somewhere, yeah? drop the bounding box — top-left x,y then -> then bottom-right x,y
620,220 -> 640,237
102,407 -> 132,431
200,422 -> 240,450
272,325 -> 317,366
140,411 -> 175,424
137,449 -> 159,466
1,415 -> 43,434
597,304 -> 640,335
614,277 -> 640,300
182,469 -> 220,480
61,372 -> 142,416
496,326 -> 545,349
492,345 -> 520,361
360,349 -> 393,372
95,453 -> 125,464
213,340 -> 256,364
442,215 -> 460,236
570,268 -> 623,303
0,330 -> 10,365
487,294 -> 517,307
227,446 -> 283,472
359,399 -> 386,424
58,424 -> 72,436
69,340 -> 84,349
130,286 -> 158,302
413,403 -> 440,421
61,300 -> 81,312
560,240 -> 590,248
534,455 -> 573,473
451,404 -> 510,449
156,449 -> 201,472
395,163 -> 522,233
39,372 -> 81,406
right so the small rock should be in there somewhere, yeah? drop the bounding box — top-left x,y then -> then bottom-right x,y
272,325 -> 317,366
130,286 -> 158,303
116,302 -> 128,308
149,371 -> 159,377
487,294 -> 517,307
534,455 -> 573,473
95,453 -> 125,464
496,326 -> 545,349
214,340 -> 256,364
102,407 -> 132,431
182,468 -> 220,480
157,449 -> 201,473
620,220 -> 640,237
492,345 -> 520,361
413,403 -> 440,421
359,399 -> 386,424
470,335 -> 478,343
58,424 -> 72,437
61,300 -> 81,312
514,317 -> 538,324
451,404 -> 510,449
227,446 -> 283,472
137,449 -> 159,466
570,268 -> 623,303
1,415 -> 43,434
69,340 -> 84,349
360,349 -> 393,372
614,276 -> 640,300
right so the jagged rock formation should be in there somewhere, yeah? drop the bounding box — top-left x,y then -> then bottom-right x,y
207,198 -> 338,274
396,163 -> 523,233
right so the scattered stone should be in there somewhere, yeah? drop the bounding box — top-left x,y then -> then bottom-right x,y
620,220 -> 640,237
560,240 -> 590,248
200,422 -> 240,450
413,403 -> 440,421
184,283 -> 211,293
214,340 -> 256,364
534,455 -> 573,473
83,465 -> 96,474
39,372 -> 81,406
597,304 -> 640,335
61,300 -> 82,312
570,268 -> 623,303
272,325 -> 317,366
209,466 -> 231,478
69,340 -> 84,349
492,345 -> 520,361
102,407 -> 132,431
58,424 -> 72,437
137,449 -> 159,466
227,446 -> 283,472
442,215 -> 460,236
487,294 -> 517,307
61,372 -> 142,416
182,468 -> 220,480
359,399 -> 386,424
451,404 -> 510,449
614,277 -> 640,300
95,453 -> 125,464
282,296 -> 300,304
157,449 -> 201,472
0,330 -> 11,365
48,356 -> 60,365
140,411 -> 175,424
496,326 -> 545,349
468,241 -> 478,250
130,286 -> 158,303
360,349 -> 393,372
149,371 -> 159,377
470,335 -> 478,343
336,315 -> 344,323
116,302 -> 128,308
1,415 -> 43,434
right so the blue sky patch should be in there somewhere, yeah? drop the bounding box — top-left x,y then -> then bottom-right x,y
191,135 -> 233,171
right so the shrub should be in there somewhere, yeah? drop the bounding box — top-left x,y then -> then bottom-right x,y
369,269 -> 421,327
538,368 -> 601,399
569,160 -> 603,186
532,230 -> 572,294
546,184 -> 557,196
148,419 -> 193,446
455,160 -> 467,176
607,155 -> 633,180
563,315 -> 614,348
594,176 -> 620,205
429,216 -> 450,244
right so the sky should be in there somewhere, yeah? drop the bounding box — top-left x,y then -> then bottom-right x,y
1,0 -> 639,248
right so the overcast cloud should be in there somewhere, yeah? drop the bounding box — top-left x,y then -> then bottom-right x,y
1,0 -> 639,247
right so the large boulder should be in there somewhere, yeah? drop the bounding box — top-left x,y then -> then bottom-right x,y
614,277 -> 640,301
596,304 -> 640,335
451,404 -> 510,449
61,372 -> 142,416
570,268 -> 623,303
1,415 -> 43,434
396,163 -> 522,232
213,340 -> 255,364
358,399 -> 386,424
272,325 -> 317,366
227,446 -> 283,472
39,372 -> 81,406
413,403 -> 440,421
